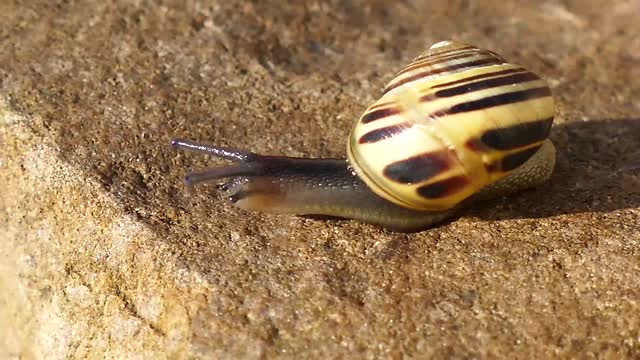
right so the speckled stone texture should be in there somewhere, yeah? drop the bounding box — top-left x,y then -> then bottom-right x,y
1,0 -> 640,358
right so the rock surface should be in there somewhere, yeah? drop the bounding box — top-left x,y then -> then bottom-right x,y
1,0 -> 640,358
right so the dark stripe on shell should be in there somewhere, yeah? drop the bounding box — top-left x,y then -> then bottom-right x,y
414,45 -> 475,61
416,175 -> 469,199
367,101 -> 394,111
383,57 -> 504,95
360,107 -> 401,124
429,67 -> 526,90
500,145 -> 542,172
397,49 -> 483,77
433,72 -> 541,98
480,118 -> 553,151
359,123 -> 410,144
445,87 -> 552,115
383,150 -> 454,184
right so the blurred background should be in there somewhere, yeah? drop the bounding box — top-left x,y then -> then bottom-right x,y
1,1 -> 639,358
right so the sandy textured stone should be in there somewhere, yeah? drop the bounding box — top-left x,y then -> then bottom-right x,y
1,0 -> 640,358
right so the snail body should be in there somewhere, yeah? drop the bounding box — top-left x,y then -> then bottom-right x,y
172,41 -> 556,232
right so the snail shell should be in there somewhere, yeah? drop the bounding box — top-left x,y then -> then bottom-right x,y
347,40 -> 555,211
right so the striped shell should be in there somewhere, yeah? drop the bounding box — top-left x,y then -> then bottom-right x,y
347,40 -> 555,211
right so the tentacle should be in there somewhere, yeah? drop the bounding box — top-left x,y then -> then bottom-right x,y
171,138 -> 266,186
183,164 -> 259,186
171,139 -> 253,162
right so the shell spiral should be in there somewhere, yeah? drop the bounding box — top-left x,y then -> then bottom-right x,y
347,40 -> 555,211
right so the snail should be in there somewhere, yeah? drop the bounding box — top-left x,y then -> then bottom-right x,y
172,40 -> 556,232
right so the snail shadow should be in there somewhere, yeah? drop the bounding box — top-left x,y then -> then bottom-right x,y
468,118 -> 640,222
